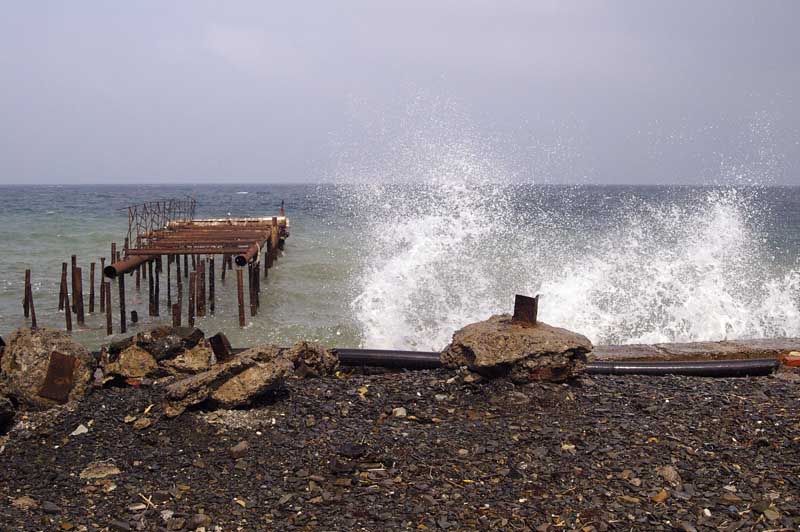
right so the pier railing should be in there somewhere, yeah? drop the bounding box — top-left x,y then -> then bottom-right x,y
125,197 -> 196,250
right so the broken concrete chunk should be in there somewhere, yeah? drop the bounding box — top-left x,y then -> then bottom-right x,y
0,328 -> 93,409
162,340 -> 215,375
441,314 -> 591,383
164,345 -> 291,417
103,345 -> 158,380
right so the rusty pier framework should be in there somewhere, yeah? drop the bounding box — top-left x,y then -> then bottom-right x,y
20,197 -> 289,336
102,197 -> 289,333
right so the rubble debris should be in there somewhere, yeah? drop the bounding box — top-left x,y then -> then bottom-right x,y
162,341 -> 216,375
0,328 -> 94,408
441,314 -> 592,382
101,326 -> 210,381
164,345 -> 292,417
285,340 -> 339,377
103,345 -> 158,380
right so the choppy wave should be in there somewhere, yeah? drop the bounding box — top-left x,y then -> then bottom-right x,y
336,108 -> 800,349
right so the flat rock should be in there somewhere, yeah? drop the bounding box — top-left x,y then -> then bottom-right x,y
0,328 -> 93,409
441,315 -> 591,382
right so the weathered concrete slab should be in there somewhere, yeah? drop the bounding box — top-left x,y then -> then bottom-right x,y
591,338 -> 800,362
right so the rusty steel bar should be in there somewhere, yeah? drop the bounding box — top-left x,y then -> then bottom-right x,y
104,282 -> 111,335
172,303 -> 181,327
208,257 -> 215,315
188,272 -> 196,327
99,258 -> 106,312
59,262 -> 69,313
58,263 -> 68,311
70,255 -> 77,314
118,274 -> 126,334
23,270 -> 30,318
236,268 -> 245,327
89,263 -> 96,313
64,279 -> 73,332
75,267 -> 85,326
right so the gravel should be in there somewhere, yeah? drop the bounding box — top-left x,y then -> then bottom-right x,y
0,368 -> 798,531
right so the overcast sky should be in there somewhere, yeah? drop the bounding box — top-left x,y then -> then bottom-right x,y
1,1 -> 798,185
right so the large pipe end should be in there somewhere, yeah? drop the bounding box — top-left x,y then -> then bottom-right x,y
234,255 -> 248,267
103,265 -> 119,279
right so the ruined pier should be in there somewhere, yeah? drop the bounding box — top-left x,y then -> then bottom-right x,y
20,197 -> 289,335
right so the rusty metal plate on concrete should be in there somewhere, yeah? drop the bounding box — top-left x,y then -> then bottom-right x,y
209,332 -> 233,362
512,294 -> 539,325
38,351 -> 78,404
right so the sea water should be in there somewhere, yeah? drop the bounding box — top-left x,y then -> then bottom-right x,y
0,183 -> 798,351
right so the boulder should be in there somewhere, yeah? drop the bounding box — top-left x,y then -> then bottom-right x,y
441,314 -> 591,383
103,345 -> 159,380
0,328 -> 94,408
0,394 -> 15,434
164,345 -> 292,417
284,341 -> 339,377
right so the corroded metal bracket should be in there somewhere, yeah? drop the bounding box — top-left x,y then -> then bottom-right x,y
512,294 -> 539,325
38,351 -> 78,404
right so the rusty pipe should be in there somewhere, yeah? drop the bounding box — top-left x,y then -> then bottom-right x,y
104,254 -> 156,279
235,240 -> 267,267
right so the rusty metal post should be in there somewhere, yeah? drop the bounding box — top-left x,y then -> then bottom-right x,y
118,274 -> 126,334
191,254 -> 196,271
148,260 -> 154,316
264,251 -> 269,278
248,264 -> 257,317
64,279 -> 73,332
25,270 -> 37,329
24,270 -> 36,328
167,255 -> 172,308
75,267 -> 85,326
58,262 -> 68,311
111,243 -> 116,266
236,268 -> 245,327
221,253 -> 227,282
177,272 -> 183,321
23,270 -> 30,318
176,252 -> 182,282
172,303 -> 181,327
70,254 -> 77,313
142,258 -> 147,280
105,281 -> 112,335
89,262 -> 96,313
154,257 -> 160,317
188,272 -> 196,327
131,310 -> 139,324
197,259 -> 206,317
99,258 -> 106,313
254,260 -> 260,309
183,254 -> 188,278
208,257 -> 215,315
